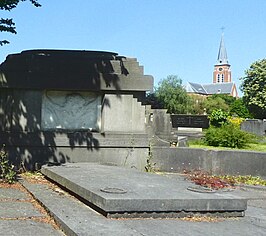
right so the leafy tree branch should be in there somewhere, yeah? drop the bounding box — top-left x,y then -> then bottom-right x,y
241,59 -> 266,119
0,0 -> 41,45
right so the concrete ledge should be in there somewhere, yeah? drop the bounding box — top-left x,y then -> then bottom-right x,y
0,132 -> 149,147
1,131 -> 149,170
152,147 -> 266,176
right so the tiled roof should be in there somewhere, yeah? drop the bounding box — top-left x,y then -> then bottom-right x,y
186,82 -> 234,95
203,83 -> 233,94
186,82 -> 207,94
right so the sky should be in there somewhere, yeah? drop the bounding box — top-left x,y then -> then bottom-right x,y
1,0 -> 266,95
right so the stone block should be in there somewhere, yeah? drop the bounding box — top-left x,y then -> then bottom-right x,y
152,147 -> 266,177
241,119 -> 266,136
102,94 -> 146,133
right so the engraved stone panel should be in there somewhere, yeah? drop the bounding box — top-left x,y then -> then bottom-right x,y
41,91 -> 101,131
171,115 -> 209,128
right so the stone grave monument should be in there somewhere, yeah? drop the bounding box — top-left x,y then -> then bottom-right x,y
0,50 -> 153,170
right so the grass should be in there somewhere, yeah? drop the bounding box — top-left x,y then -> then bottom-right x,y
188,138 -> 266,152
219,175 -> 266,186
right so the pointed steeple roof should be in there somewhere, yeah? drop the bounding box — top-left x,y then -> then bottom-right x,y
216,33 -> 229,65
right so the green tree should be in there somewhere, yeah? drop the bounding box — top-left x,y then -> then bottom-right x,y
189,94 -> 206,115
229,98 -> 252,118
241,59 -> 266,119
210,94 -> 236,107
144,92 -> 164,109
208,109 -> 229,127
202,95 -> 229,114
155,75 -> 192,114
0,0 -> 41,46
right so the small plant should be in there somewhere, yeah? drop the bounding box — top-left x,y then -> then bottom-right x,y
208,109 -> 229,127
185,170 -> 266,189
185,170 -> 234,189
0,145 -> 17,183
145,145 -> 156,172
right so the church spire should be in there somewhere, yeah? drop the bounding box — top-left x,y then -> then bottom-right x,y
216,33 -> 229,65
213,32 -> 231,83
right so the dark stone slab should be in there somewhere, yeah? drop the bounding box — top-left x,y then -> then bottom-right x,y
0,202 -> 43,218
0,49 -> 153,92
41,163 -> 247,217
171,115 -> 209,128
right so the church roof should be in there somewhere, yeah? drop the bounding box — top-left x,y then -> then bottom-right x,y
186,82 -> 207,94
203,83 -> 234,94
186,82 -> 235,95
216,33 -> 229,65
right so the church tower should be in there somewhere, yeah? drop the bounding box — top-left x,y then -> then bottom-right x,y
213,33 -> 232,83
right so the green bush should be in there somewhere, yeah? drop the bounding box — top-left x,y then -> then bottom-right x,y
0,145 -> 16,183
204,124 -> 256,149
208,109 -> 229,127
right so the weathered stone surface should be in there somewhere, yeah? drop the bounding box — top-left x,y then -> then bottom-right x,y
102,94 -> 146,133
41,163 -> 247,215
0,202 -> 43,218
0,49 -> 152,170
0,220 -> 64,236
41,91 -> 101,131
0,188 -> 29,200
21,172 -> 266,236
22,181 -> 142,236
241,119 -> 266,136
152,147 -> 266,177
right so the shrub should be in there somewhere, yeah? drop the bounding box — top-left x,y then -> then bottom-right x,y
208,109 -> 229,127
0,145 -> 17,183
228,116 -> 244,127
204,124 -> 256,149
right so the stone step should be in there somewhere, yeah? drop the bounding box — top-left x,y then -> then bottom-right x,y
41,163 -> 247,218
20,180 -> 141,236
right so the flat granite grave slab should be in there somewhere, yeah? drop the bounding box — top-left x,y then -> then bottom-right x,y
41,163 -> 247,218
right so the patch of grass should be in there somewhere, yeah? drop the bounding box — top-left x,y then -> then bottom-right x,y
188,138 -> 266,152
219,175 -> 266,186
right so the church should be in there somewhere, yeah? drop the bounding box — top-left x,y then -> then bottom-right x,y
186,34 -> 238,97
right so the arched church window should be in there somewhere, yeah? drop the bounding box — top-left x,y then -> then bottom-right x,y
221,74 -> 224,82
217,74 -> 220,83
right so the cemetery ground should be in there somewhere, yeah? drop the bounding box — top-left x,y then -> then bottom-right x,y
1,168 -> 266,236
188,137 -> 266,152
